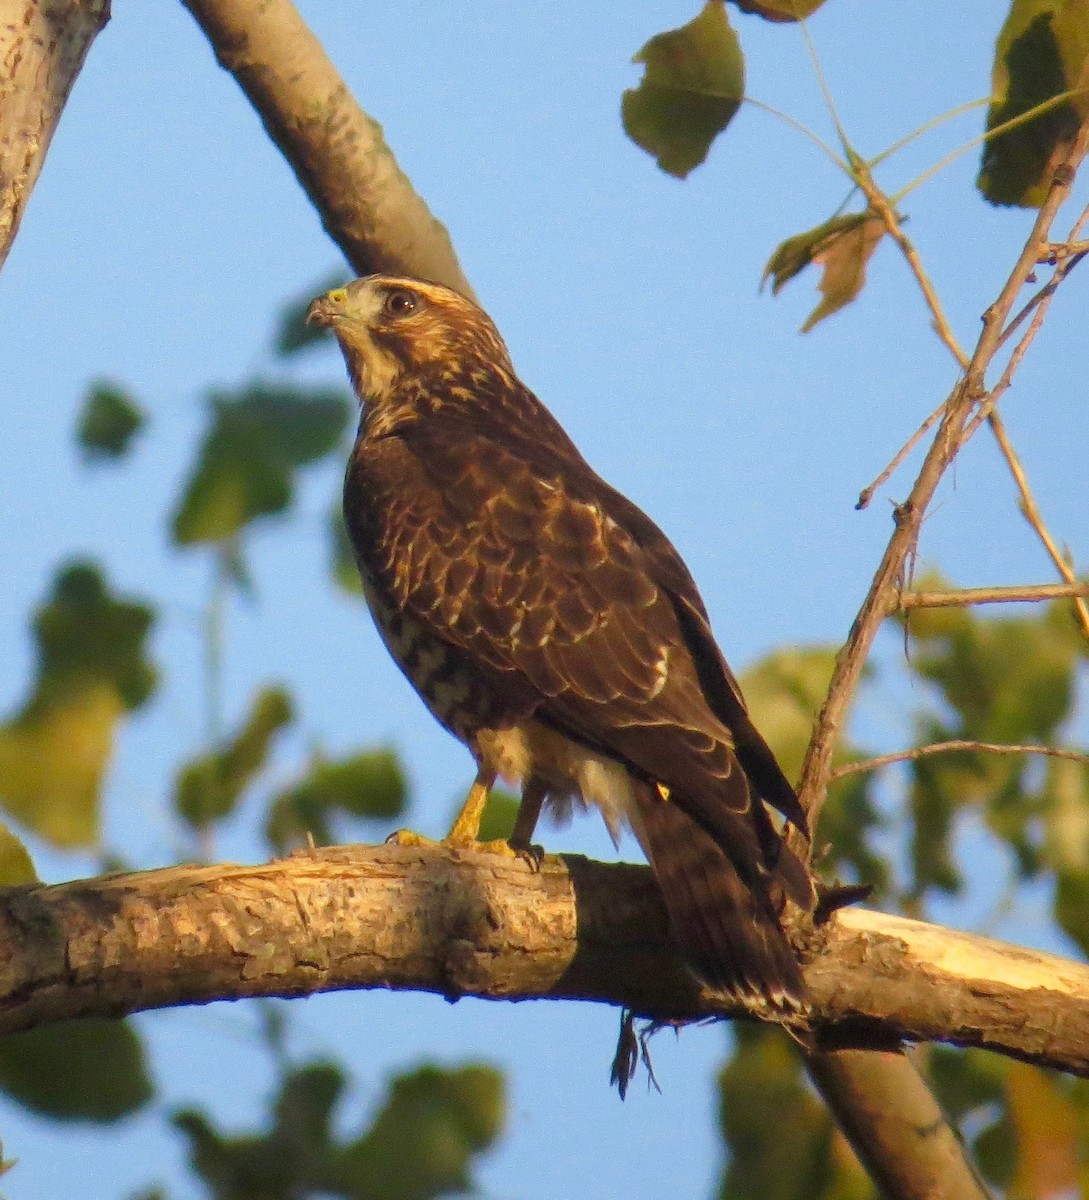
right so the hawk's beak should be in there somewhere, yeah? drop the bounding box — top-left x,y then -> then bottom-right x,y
306,288 -> 349,327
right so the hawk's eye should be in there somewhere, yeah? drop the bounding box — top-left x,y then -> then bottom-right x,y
383,289 -> 418,318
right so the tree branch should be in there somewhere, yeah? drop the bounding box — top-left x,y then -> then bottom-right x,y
177,0 -> 474,296
897,582 -> 1089,609
0,0 -> 111,271
831,741 -> 1089,781
5,844 -> 1089,1079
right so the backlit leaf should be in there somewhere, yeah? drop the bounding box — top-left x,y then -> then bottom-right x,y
174,1059 -> 504,1200
741,648 -> 884,890
718,1026 -> 871,1200
623,2 -> 745,178
1006,1061 -> 1079,1198
266,748 -> 407,853
172,383 -> 351,545
0,563 -> 156,847
338,1063 -> 505,1200
764,212 -> 887,332
0,822 -> 37,884
76,382 -> 145,461
733,0 -> 828,19
276,271 -> 350,357
175,687 -> 294,830
0,1019 -> 152,1122
979,0 -> 1089,206
330,506 -> 364,597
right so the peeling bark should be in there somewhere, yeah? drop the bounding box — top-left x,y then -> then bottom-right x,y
2,842 -> 1087,1081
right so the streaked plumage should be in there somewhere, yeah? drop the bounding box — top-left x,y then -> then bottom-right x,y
308,275 -> 813,1011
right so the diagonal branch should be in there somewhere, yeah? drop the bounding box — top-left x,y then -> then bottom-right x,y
178,0 -> 474,296
0,0 -> 111,271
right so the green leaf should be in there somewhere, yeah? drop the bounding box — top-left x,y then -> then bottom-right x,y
76,382 -> 145,461
475,788 -> 520,843
175,1063 -> 345,1200
0,1019 -> 152,1122
0,822 -> 37,885
1006,1061 -> 1080,1197
764,212 -> 887,332
741,647 -> 884,890
266,748 -> 407,853
171,383 -> 351,545
623,2 -> 745,178
0,562 -> 156,847
1052,759 -> 1089,951
926,1048 -> 1015,1190
276,272 -> 351,357
330,506 -> 364,597
979,0 -> 1089,206
899,586 -> 1084,894
732,0 -> 828,19
174,1060 -> 503,1200
175,687 -> 294,830
338,1063 -> 505,1200
718,1026 -> 872,1200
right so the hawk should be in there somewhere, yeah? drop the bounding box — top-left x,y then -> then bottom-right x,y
308,275 -> 813,1011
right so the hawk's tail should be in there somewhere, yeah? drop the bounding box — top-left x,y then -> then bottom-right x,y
631,782 -> 808,1012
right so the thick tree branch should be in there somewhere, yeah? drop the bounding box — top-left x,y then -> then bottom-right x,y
0,0 -> 110,271
5,844 -> 1089,1079
178,0 -> 474,296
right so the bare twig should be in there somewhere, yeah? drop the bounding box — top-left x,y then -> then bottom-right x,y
854,165 -> 968,368
856,399 -> 946,510
970,412 -> 1089,640
897,582 -> 1089,609
795,112 -> 1089,844
831,741 -> 1089,782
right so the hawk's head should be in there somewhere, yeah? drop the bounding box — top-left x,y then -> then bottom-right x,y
307,276 -> 515,410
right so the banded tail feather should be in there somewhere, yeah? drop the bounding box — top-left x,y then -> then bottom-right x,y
632,780 -> 809,1012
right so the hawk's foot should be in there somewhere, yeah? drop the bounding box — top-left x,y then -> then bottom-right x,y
385,829 -> 438,848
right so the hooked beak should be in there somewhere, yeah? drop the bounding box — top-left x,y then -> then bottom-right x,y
305,288 -> 349,327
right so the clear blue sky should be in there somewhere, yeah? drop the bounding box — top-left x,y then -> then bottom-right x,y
1,3 -> 1087,1197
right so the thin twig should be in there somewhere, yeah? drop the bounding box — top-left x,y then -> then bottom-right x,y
958,245 -> 1087,446
831,741 -> 1089,781
855,169 -> 968,368
795,112 -> 1089,845
897,582 -> 1089,610
856,400 -> 946,510
985,411 -> 1089,640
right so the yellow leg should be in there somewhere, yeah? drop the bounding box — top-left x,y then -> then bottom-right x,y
388,768 -> 540,860
446,769 -> 495,844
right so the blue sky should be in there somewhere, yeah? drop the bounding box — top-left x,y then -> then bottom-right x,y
2,3 -> 1088,1197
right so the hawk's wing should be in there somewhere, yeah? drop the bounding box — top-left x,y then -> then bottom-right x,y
352,412 -> 807,895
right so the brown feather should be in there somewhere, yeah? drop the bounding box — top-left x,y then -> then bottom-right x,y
314,274 -> 815,1010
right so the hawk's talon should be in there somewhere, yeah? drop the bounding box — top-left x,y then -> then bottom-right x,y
509,840 -> 545,871
385,829 -> 437,848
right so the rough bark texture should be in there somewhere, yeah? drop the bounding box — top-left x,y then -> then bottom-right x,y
3,843 -> 1088,1081
178,0 -> 474,296
0,0 -> 110,270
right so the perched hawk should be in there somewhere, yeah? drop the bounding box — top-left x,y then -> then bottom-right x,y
308,276 -> 813,1011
